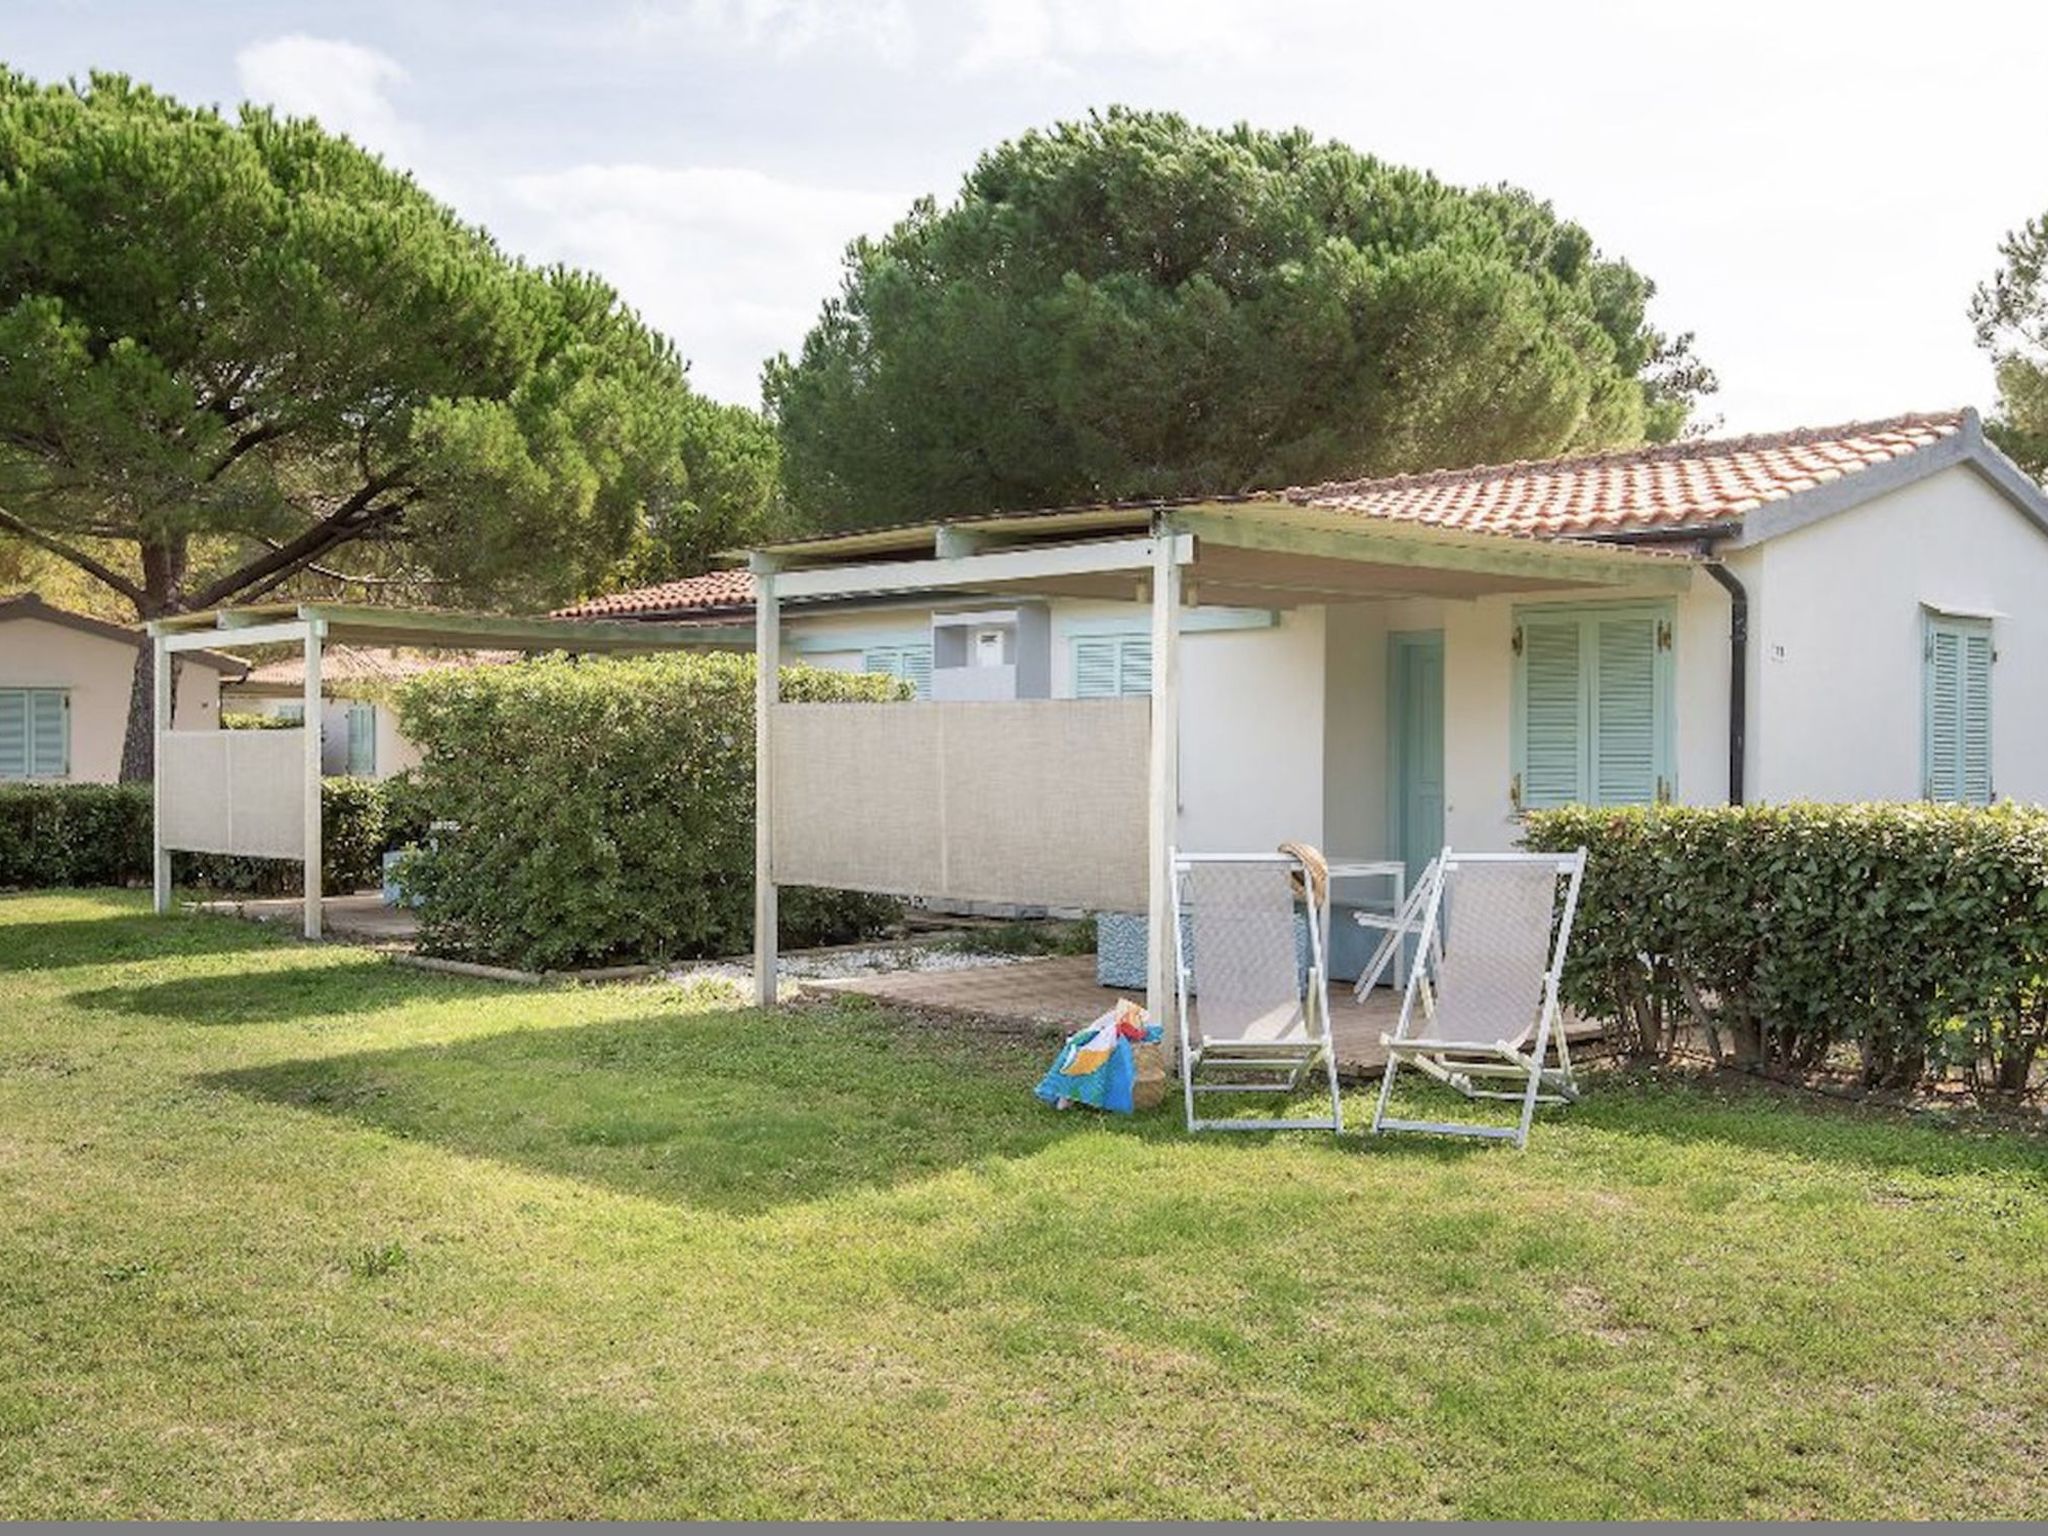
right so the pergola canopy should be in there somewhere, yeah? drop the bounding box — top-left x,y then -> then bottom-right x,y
151,600 -> 752,654
736,500 -> 1697,610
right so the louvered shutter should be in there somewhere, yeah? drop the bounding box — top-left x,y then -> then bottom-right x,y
346,703 -> 376,775
1961,630 -> 1993,803
901,643 -> 934,700
28,690 -> 67,778
1592,615 -> 1659,805
1926,616 -> 1993,804
1518,618 -> 1585,807
1073,637 -> 1119,698
1117,636 -> 1152,696
0,691 -> 26,779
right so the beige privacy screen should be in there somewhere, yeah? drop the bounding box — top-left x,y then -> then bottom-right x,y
770,698 -> 1149,910
160,729 -> 306,859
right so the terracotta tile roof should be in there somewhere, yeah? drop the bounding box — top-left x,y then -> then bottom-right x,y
553,567 -> 755,620
565,411 -> 1970,618
231,645 -> 513,692
1277,410 -> 1967,538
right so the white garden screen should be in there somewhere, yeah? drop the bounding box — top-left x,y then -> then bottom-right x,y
159,728 -> 306,859
769,698 -> 1149,910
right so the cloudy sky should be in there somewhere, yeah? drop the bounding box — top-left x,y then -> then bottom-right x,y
11,1 -> 2045,432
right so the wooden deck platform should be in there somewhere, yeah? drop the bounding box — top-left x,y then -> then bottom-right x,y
805,953 -> 1418,1075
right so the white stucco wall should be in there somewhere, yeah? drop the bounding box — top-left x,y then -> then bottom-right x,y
0,613 -> 223,782
1744,464 -> 2048,805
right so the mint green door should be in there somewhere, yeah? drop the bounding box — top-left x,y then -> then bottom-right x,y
1387,631 -> 1446,885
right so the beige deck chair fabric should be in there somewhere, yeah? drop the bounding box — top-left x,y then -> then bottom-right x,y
1426,860 -> 1560,1048
1185,860 -> 1307,1045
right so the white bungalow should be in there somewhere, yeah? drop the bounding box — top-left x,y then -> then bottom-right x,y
556,408 -> 2048,1016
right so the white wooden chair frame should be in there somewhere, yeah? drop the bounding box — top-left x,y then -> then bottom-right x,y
1370,847 -> 1587,1149
1174,850 -> 1344,1135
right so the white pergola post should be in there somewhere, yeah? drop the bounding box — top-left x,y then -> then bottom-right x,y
752,559 -> 781,1007
1146,529 -> 1183,1025
151,630 -> 171,915
302,618 -> 324,940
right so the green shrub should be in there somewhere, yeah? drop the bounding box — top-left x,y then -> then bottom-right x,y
0,778 -> 414,896
1524,804 -> 2048,1095
219,711 -> 298,730
0,783 -> 153,888
394,652 -> 904,970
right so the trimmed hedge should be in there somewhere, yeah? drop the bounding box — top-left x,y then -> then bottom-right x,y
394,652 -> 904,971
0,783 -> 154,889
1524,804 -> 2048,1094
0,779 -> 417,896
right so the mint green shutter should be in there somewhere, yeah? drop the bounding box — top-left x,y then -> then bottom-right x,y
1116,636 -> 1152,696
1073,634 -> 1152,697
1592,615 -> 1660,804
29,690 -> 66,777
1925,616 -> 1992,804
0,690 -> 67,779
901,643 -> 933,699
1073,638 -> 1119,698
0,691 -> 26,779
1516,606 -> 1670,809
346,702 -> 376,775
863,644 -> 933,698
1518,618 -> 1585,807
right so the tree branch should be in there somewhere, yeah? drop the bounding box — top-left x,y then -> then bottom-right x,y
0,503 -> 145,606
188,489 -> 415,618
188,481 -> 414,610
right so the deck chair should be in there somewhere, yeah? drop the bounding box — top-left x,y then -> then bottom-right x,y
1351,857 -> 1442,1001
1370,847 -> 1587,1149
1174,850 -> 1344,1134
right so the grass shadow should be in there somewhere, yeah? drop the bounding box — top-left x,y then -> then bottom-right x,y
204,1003 -> 1144,1216
0,906 -> 283,974
68,958 -> 495,1026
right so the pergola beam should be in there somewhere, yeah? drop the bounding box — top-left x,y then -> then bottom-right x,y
1168,509 -> 1695,592
771,535 -> 1192,601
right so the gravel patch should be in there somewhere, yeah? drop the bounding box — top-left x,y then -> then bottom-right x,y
667,943 -> 1030,987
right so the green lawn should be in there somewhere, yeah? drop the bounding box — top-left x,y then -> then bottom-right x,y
2,891 -> 2044,1518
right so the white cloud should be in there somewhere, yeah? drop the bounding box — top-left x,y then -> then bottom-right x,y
622,0 -> 917,67
234,34 -> 411,160
956,0 -> 1268,76
504,163 -> 907,404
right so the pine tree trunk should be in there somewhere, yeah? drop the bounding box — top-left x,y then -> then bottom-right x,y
117,537 -> 191,784
117,643 -> 162,783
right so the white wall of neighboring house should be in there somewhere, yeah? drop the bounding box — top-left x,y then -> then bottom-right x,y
1744,464 -> 2048,806
0,612 -> 224,783
233,695 -> 418,780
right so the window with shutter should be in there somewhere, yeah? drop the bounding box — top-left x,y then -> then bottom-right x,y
862,643 -> 934,699
0,688 -> 68,780
1072,633 -> 1151,697
1924,614 -> 1993,804
1512,604 -> 1673,810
